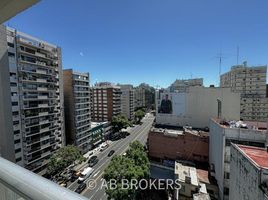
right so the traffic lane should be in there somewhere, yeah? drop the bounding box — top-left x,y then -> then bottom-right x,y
89,120 -> 154,200
70,116 -> 155,194
67,122 -> 147,191
83,118 -> 154,199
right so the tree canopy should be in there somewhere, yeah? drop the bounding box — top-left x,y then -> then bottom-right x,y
134,109 -> 145,123
103,141 -> 150,200
111,115 -> 131,133
47,145 -> 84,175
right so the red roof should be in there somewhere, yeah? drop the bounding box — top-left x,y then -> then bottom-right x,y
238,145 -> 268,169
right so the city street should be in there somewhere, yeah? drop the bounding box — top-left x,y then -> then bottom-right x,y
69,114 -> 155,199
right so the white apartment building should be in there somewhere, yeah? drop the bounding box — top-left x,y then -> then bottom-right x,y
168,78 -> 203,92
174,162 -> 210,200
155,86 -> 240,129
91,82 -> 121,122
220,62 -> 268,121
0,25 -> 65,174
118,84 -> 134,121
63,69 -> 91,153
229,144 -> 268,200
209,119 -> 267,200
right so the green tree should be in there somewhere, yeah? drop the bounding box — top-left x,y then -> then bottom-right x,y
103,141 -> 150,200
47,145 -> 84,175
134,109 -> 145,123
111,115 -> 131,133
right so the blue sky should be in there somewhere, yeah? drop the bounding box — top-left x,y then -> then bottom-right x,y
6,0 -> 268,87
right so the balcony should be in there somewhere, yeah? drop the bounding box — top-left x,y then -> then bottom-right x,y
37,87 -> 48,91
0,157 -> 88,200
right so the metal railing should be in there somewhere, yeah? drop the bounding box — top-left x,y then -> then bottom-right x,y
0,157 -> 88,200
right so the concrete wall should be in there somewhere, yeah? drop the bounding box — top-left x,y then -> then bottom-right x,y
209,119 -> 267,200
230,144 -> 268,200
63,69 -> 75,145
0,24 -> 15,162
156,87 -> 240,129
209,119 -> 225,200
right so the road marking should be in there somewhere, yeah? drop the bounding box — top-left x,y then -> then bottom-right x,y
93,170 -> 100,177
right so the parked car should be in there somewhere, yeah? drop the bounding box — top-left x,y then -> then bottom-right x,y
75,183 -> 87,194
108,150 -> 115,157
88,158 -> 99,167
70,174 -> 78,182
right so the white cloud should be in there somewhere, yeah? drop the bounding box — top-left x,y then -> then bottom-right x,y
79,52 -> 84,56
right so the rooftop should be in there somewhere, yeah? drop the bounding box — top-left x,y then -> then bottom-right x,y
174,162 -> 199,186
197,169 -> 210,184
193,193 -> 211,200
213,118 -> 267,131
237,145 -> 268,169
150,127 -> 209,138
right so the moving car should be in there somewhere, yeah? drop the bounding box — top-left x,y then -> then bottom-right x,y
108,150 -> 115,157
88,158 -> 99,167
78,167 -> 94,183
75,183 -> 87,194
100,143 -> 109,151
88,156 -> 97,163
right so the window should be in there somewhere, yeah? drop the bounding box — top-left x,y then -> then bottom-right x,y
14,139 -> 20,144
13,121 -> 19,125
8,42 -> 14,48
15,157 -> 22,162
12,102 -> 18,106
8,52 -> 15,57
15,148 -> 21,153
10,82 -> 17,87
224,187 -> 229,195
14,130 -> 20,135
12,111 -> 19,115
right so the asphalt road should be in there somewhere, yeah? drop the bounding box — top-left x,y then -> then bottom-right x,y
76,114 -> 155,200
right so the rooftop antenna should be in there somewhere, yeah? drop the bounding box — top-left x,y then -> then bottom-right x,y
236,46 -> 240,65
215,49 -> 226,87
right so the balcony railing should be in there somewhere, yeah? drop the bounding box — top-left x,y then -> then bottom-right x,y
0,157 -> 89,200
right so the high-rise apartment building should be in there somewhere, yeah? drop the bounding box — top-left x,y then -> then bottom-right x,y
118,84 -> 134,121
134,83 -> 155,110
91,82 -> 121,122
168,78 -> 203,92
220,62 -> 268,121
0,25 -> 64,174
63,69 -> 91,153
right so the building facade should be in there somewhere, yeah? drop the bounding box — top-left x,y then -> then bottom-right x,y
148,127 -> 209,164
118,84 -> 134,121
155,86 -> 241,129
229,144 -> 268,200
168,78 -> 203,92
209,118 -> 267,200
134,83 -> 155,110
63,69 -> 91,153
220,62 -> 268,121
91,82 -> 121,122
0,25 -> 65,174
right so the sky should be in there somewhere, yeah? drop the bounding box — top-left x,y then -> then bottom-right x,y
6,0 -> 268,87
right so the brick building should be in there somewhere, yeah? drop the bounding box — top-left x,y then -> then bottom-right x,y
148,127 -> 209,164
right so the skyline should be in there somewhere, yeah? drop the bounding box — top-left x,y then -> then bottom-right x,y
5,0 -> 268,87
